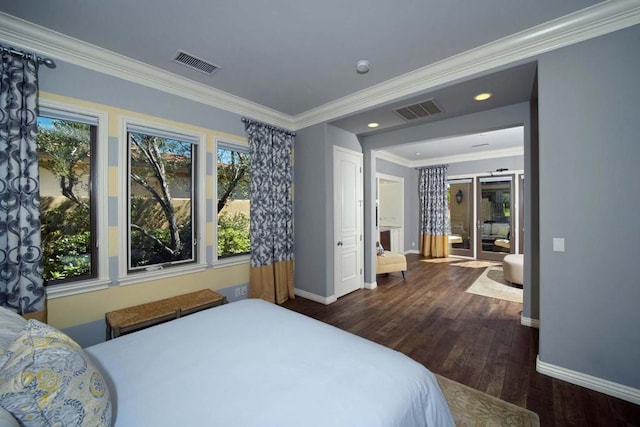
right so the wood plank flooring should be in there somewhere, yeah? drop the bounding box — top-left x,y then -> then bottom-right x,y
283,254 -> 640,426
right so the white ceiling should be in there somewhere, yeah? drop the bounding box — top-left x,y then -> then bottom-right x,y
2,1 -> 636,163
377,126 -> 524,166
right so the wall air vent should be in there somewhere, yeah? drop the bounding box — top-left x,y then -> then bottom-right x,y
172,51 -> 220,75
393,99 -> 443,121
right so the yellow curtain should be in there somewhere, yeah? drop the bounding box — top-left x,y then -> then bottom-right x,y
420,234 -> 449,258
249,260 -> 294,305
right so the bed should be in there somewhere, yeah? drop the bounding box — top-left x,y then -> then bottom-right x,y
0,299 -> 454,426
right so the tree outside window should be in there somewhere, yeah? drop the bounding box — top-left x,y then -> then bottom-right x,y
217,144 -> 250,258
37,115 -> 97,284
127,129 -> 196,271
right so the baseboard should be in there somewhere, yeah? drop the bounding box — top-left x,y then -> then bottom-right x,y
520,315 -> 540,328
364,281 -> 377,290
536,356 -> 640,405
404,250 -> 419,254
294,288 -> 337,305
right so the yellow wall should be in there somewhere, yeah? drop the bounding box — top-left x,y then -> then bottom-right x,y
40,92 -> 249,330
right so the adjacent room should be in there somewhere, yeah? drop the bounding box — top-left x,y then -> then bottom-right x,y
1,1 -> 639,426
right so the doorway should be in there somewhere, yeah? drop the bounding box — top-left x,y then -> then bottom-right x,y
376,173 -> 404,253
476,175 -> 515,261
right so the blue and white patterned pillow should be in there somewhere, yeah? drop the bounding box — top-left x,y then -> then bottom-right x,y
0,320 -> 112,426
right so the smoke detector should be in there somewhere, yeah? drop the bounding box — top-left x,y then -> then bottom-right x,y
356,60 -> 370,74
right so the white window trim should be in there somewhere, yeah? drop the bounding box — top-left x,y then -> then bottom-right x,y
39,98 -> 111,299
118,116 -> 207,286
214,136 -> 250,266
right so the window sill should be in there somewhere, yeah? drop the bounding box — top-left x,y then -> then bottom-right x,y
117,263 -> 207,287
214,254 -> 250,268
46,279 -> 111,299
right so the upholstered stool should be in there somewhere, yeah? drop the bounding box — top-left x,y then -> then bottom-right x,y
376,252 -> 407,279
503,254 -> 523,285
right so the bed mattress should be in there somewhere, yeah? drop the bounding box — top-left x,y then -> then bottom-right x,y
85,298 -> 453,426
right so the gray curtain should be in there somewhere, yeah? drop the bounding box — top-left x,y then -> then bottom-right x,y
418,165 -> 450,258
244,119 -> 294,304
0,51 -> 45,315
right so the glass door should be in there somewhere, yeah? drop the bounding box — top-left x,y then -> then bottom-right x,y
448,179 -> 474,257
476,175 -> 514,261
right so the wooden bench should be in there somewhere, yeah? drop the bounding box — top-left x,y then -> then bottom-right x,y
105,289 -> 227,340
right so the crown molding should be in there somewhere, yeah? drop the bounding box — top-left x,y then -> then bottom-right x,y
374,150 -> 412,167
0,12 -> 295,130
376,147 -> 524,168
293,0 -> 640,130
2,1 -> 639,132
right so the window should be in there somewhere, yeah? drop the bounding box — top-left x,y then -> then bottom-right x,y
126,124 -> 198,272
37,111 -> 97,285
217,142 -> 250,258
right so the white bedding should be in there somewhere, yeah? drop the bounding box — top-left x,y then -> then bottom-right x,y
86,299 -> 453,426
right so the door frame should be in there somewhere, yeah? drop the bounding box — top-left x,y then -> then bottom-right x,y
448,178 -> 474,258
376,172 -> 404,253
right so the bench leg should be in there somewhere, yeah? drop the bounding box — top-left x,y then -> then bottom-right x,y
402,270 -> 406,279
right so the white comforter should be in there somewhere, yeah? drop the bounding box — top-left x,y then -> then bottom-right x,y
86,299 -> 453,426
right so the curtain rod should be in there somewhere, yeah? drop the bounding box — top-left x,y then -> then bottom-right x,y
241,117 -> 295,137
0,44 -> 57,69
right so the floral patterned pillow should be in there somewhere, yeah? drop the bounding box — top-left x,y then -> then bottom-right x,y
0,320 -> 112,426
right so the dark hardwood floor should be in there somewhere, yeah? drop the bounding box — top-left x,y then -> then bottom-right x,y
283,254 -> 640,427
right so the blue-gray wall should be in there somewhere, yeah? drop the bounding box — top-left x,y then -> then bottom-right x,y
41,60 -> 245,136
447,155 -> 524,176
293,123 -> 362,298
376,158 -> 419,252
537,24 -> 640,388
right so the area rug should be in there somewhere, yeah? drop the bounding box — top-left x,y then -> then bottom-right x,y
452,260 -> 501,269
466,266 -> 523,303
420,257 -> 462,264
436,374 -> 540,427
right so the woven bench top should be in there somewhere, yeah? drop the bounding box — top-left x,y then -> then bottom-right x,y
106,289 -> 225,329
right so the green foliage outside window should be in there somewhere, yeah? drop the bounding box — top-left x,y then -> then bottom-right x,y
37,117 -> 94,284
217,212 -> 250,257
40,201 -> 91,281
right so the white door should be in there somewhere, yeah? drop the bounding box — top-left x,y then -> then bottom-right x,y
334,146 -> 363,298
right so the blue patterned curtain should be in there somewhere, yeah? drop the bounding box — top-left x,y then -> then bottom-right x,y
244,119 -> 294,304
418,165 -> 450,258
0,50 -> 45,315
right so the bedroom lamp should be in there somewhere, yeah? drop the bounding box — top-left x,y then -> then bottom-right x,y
455,189 -> 463,205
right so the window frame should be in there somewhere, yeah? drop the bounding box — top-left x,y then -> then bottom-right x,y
39,99 -> 111,299
119,117 -> 207,285
214,137 -> 251,267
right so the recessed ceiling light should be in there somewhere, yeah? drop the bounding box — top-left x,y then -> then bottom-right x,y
474,92 -> 492,101
415,152 -> 421,155
367,122 -> 379,128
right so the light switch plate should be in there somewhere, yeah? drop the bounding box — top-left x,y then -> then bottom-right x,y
553,237 -> 565,252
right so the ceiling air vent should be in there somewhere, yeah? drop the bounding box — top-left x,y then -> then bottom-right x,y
393,99 -> 443,121
172,51 -> 220,75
